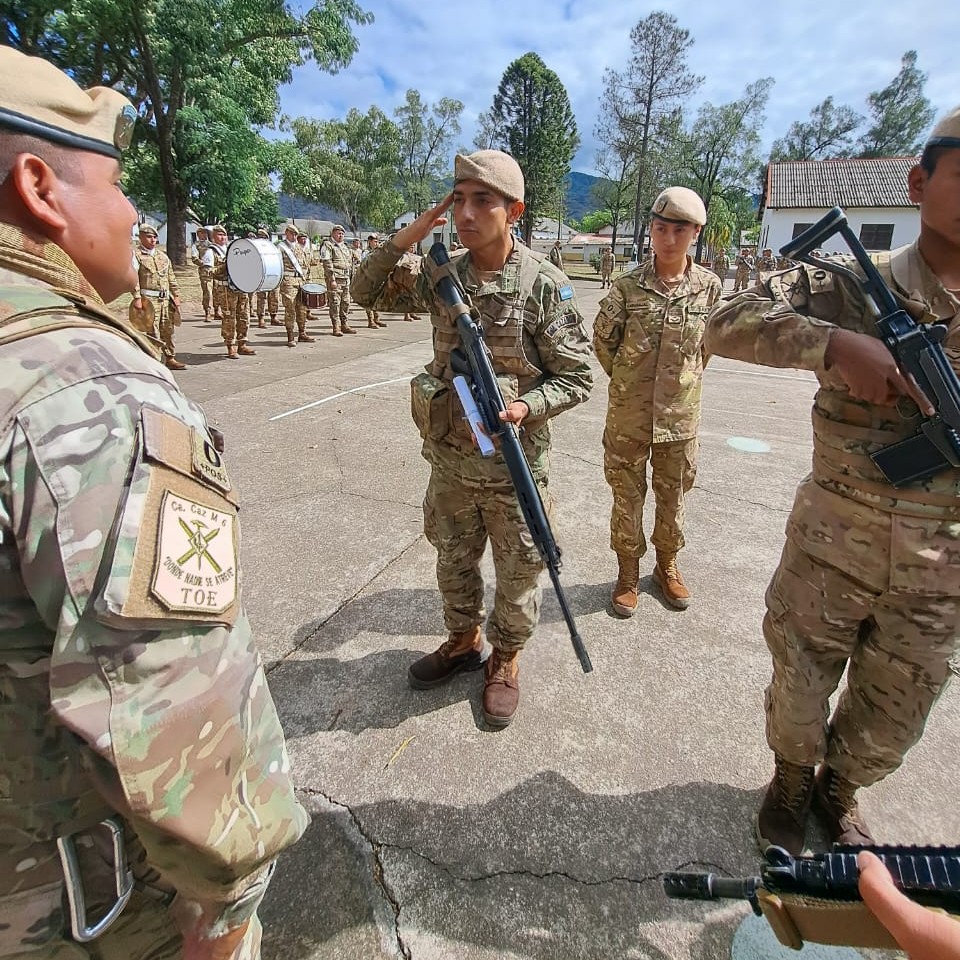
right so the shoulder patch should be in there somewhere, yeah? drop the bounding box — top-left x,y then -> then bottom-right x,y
543,311 -> 581,341
558,285 -> 574,301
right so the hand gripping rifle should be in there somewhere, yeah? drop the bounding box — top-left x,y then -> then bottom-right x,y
664,843 -> 960,950
780,207 -> 960,487
426,242 -> 592,674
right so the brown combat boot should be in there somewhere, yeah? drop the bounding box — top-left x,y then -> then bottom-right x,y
270,316 -> 282,326
653,551 -> 691,609
812,765 -> 875,846
331,323 -> 343,337
165,356 -> 186,370
298,333 -> 315,343
286,334 -> 297,348
611,555 -> 640,617
482,649 -> 520,728
756,754 -> 815,855
375,316 -> 387,328
225,344 -> 238,360
237,343 -> 256,356
408,626 -> 490,689
257,316 -> 266,328
341,322 -> 357,334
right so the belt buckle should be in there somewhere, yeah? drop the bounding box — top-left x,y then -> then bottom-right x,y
56,816 -> 134,942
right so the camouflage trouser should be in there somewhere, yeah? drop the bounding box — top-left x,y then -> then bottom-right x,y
156,301 -> 176,358
763,535 -> 958,786
278,278 -> 307,336
221,290 -> 250,346
212,281 -> 228,319
600,268 -> 612,288
257,288 -> 279,318
365,308 -> 380,323
423,465 -> 548,652
199,273 -> 211,314
603,433 -> 697,558
326,277 -> 350,328
733,267 -> 750,292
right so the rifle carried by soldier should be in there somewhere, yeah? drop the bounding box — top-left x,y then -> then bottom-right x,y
426,242 -> 593,674
781,206 -> 960,487
664,843 -> 960,950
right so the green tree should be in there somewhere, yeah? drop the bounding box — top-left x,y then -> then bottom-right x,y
281,107 -> 404,233
486,52 -> 579,244
598,11 -> 703,259
858,51 -> 936,157
395,90 -> 463,215
3,0 -> 372,263
574,210 -> 614,235
473,110 -> 499,151
770,96 -> 863,162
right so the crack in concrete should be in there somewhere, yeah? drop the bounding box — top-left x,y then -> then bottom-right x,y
266,534 -> 426,673
694,483 -> 791,515
554,448 -> 603,468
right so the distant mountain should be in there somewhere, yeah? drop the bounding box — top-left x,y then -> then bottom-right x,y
565,171 -> 601,221
277,194 -> 343,223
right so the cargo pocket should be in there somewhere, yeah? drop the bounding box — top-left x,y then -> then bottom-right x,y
410,372 -> 450,441
889,514 -> 960,596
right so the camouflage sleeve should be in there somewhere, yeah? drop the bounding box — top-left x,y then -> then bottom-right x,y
592,281 -> 627,377
350,240 -> 433,313
168,258 -> 180,297
4,329 -> 306,930
705,262 -> 865,370
521,271 -> 593,419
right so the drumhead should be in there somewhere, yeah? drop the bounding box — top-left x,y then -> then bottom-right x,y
301,282 -> 327,295
226,238 -> 283,293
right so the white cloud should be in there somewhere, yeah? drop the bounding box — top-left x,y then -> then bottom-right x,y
277,0 -> 960,173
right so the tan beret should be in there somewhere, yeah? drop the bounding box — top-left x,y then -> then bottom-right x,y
454,150 -> 524,202
331,224 -> 345,233
210,224 -> 227,235
138,223 -> 158,237
256,228 -> 269,238
367,234 -> 379,241
926,105 -> 960,149
283,223 -> 298,235
0,46 -> 136,159
651,186 -> 707,226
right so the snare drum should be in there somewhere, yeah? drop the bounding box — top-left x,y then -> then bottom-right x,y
226,238 -> 282,293
300,282 -> 327,309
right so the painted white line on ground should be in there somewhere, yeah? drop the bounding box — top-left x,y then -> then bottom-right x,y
269,375 -> 412,422
710,366 -> 816,383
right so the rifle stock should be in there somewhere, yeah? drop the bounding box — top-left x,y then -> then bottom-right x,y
426,242 -> 592,674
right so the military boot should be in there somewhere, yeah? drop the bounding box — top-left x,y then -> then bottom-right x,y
286,333 -> 297,348
165,355 -> 186,371
341,321 -> 357,334
756,754 -> 815,855
225,343 -> 238,360
298,328 -> 315,343
653,551 -> 691,609
237,342 -> 256,356
482,649 -> 520,729
375,315 -> 387,328
812,765 -> 875,846
408,626 -> 490,689
331,323 -> 343,337
611,555 -> 640,617
257,315 -> 266,328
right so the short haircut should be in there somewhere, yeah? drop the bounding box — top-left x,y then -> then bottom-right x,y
0,130 -> 86,184
920,145 -> 949,176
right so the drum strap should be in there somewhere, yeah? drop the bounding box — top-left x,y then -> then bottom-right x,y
278,242 -> 305,279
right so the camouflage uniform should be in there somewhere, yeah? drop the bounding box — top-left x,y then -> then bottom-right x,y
594,257 -> 722,561
706,242 -> 960,786
0,223 -> 307,956
320,237 -> 352,333
257,286 -> 279,325
200,241 -> 228,322
712,250 -> 729,283
600,247 -> 614,288
733,252 -> 754,292
191,234 -> 211,319
755,251 -> 779,283
548,243 -> 563,269
276,238 -> 309,343
352,240 -> 592,652
131,243 -> 180,359
361,239 -> 384,327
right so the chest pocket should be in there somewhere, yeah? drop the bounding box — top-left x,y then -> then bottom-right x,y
621,292 -> 661,354
679,304 -> 710,358
478,292 -> 542,378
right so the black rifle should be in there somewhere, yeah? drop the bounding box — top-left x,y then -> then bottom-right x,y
426,242 -> 592,674
780,207 -> 960,487
663,843 -> 960,915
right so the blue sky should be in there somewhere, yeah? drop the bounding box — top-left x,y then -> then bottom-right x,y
277,0 -> 959,175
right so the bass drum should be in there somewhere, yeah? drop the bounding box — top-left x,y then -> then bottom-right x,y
300,282 -> 327,309
226,238 -> 282,293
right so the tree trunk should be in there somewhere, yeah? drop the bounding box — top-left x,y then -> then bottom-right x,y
156,119 -> 188,265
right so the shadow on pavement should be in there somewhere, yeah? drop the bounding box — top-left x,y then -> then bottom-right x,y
260,773 -> 763,960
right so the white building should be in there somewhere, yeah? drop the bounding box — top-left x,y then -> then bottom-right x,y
394,212 -> 457,249
759,157 -> 919,255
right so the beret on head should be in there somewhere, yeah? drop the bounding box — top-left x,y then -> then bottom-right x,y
331,224 -> 345,233
256,228 -> 269,238
138,223 -> 158,237
210,224 -> 227,235
926,105 -> 960,149
0,46 -> 136,159
651,186 -> 707,226
283,223 -> 298,235
454,150 -> 524,202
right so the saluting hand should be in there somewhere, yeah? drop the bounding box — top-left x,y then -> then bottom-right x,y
825,329 -> 935,415
392,193 -> 454,251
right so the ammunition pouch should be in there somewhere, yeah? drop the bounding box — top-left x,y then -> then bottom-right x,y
410,373 -> 450,441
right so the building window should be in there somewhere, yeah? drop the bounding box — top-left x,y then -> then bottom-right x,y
859,224 -> 894,250
791,222 -> 814,239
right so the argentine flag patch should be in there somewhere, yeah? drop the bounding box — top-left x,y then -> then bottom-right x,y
558,285 -> 574,301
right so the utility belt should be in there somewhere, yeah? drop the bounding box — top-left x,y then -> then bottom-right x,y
0,816 -> 169,952
140,288 -> 167,300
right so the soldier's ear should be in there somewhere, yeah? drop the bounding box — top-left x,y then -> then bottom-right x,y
8,152 -> 69,233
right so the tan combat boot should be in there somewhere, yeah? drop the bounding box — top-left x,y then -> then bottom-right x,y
298,329 -> 315,343
331,322 -> 343,337
165,355 -> 186,370
756,754 -> 815,855
408,626 -> 490,689
286,333 -> 297,348
225,343 -> 238,360
653,551 -> 690,609
482,649 -> 520,729
341,321 -> 357,334
237,342 -> 256,356
611,555 -> 640,617
375,314 -> 387,328
812,765 -> 874,846
257,315 -> 266,328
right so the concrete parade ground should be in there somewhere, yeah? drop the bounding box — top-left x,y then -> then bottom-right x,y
160,275 -> 957,960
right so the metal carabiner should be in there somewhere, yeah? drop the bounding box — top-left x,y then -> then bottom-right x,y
56,816 -> 134,942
